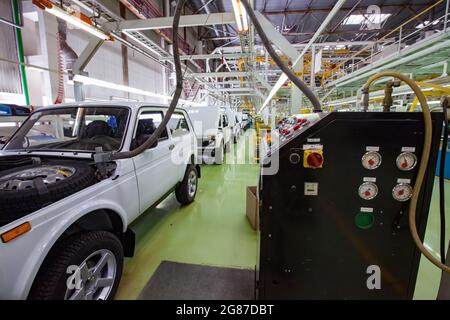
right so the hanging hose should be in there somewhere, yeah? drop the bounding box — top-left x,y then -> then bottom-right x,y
439,97 -> 449,264
362,71 -> 450,273
239,0 -> 322,112
110,0 -> 186,160
54,32 -> 65,104
54,19 -> 79,104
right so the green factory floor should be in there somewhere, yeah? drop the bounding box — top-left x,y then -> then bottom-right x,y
115,131 -> 449,300
115,132 -> 259,300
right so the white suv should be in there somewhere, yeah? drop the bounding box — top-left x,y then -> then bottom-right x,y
0,102 -> 199,300
186,106 -> 232,164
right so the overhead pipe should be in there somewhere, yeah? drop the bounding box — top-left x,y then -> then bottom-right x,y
199,0 -> 221,38
256,0 -> 347,112
239,0 -> 323,111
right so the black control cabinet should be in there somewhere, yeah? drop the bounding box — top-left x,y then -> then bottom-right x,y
258,112 -> 443,299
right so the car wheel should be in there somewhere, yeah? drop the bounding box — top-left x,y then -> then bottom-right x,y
0,160 -> 97,227
28,231 -> 123,300
175,164 -> 198,205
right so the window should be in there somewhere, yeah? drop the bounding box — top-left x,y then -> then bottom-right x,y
13,107 -> 30,115
222,115 -> 229,127
0,105 -> 12,116
135,111 -> 168,142
168,112 -> 190,137
5,107 -> 129,152
343,13 -> 391,26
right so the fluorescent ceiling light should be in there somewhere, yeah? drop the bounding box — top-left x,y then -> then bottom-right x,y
0,122 -> 18,128
231,0 -> 248,33
71,75 -> 206,107
36,3 -> 110,40
343,13 -> 391,25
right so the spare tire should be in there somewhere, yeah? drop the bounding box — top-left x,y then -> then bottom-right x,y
0,160 -> 97,227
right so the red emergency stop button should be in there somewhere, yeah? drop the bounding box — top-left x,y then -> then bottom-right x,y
303,150 -> 324,169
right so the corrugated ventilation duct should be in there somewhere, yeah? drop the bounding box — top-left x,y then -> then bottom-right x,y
54,18 -> 78,104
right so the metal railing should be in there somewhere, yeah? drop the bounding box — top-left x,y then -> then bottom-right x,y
326,0 -> 450,84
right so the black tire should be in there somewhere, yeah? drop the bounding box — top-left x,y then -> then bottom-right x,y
175,164 -> 198,205
0,160 -> 97,227
29,231 -> 123,300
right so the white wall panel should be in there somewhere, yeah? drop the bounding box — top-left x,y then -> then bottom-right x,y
64,28 -> 166,104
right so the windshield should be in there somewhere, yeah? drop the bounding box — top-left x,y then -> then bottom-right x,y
4,106 -> 129,152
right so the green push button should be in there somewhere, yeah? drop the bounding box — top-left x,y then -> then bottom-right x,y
355,212 -> 374,229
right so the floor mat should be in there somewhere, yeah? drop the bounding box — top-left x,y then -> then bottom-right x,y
138,261 -> 256,300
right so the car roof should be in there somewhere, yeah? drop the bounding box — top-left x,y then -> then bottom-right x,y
34,101 -> 188,112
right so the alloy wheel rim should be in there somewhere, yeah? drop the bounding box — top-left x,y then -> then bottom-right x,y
65,249 -> 117,300
0,165 -> 75,191
188,170 -> 197,198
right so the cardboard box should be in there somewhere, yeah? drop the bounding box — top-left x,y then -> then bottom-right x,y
246,186 -> 259,230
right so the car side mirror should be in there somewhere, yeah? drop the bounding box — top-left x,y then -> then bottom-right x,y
149,139 -> 158,149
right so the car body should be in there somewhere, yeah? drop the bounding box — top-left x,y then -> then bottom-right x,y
186,105 -> 232,164
0,101 -> 199,300
0,104 -> 31,147
235,111 -> 243,132
241,112 -> 250,130
222,106 -> 240,144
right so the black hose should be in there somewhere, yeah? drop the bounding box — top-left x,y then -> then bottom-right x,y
111,0 -> 186,160
439,97 -> 449,264
239,0 -> 322,112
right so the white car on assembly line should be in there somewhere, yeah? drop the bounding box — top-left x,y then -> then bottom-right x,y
186,105 -> 232,164
0,102 -> 200,300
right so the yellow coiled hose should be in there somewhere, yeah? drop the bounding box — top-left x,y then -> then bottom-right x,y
362,71 -> 449,273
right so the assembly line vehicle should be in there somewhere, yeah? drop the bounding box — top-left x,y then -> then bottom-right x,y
0,102 -> 200,300
186,105 -> 232,164
0,104 -> 31,146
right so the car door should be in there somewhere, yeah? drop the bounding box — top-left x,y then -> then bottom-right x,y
221,114 -> 231,145
167,110 -> 193,179
132,108 -> 177,213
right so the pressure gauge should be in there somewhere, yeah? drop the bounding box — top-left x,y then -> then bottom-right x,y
396,152 -> 417,171
361,151 -> 382,170
392,183 -> 413,202
358,182 -> 379,200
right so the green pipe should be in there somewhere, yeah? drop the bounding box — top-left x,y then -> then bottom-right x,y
12,0 -> 30,106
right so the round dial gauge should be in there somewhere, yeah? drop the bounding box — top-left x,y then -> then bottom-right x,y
392,183 -> 413,202
358,182 -> 379,200
396,152 -> 417,171
361,151 -> 382,170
